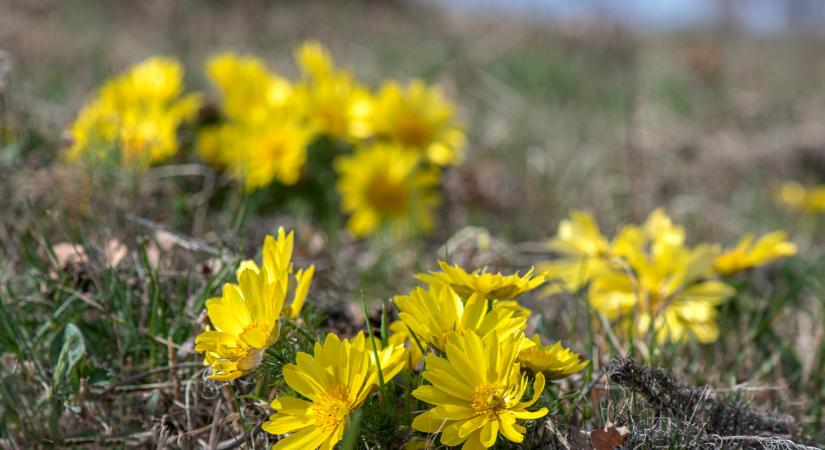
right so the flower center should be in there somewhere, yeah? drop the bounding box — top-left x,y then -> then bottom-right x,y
471,383 -> 508,419
396,113 -> 431,148
308,384 -> 350,431
365,175 -> 409,216
239,319 -> 274,349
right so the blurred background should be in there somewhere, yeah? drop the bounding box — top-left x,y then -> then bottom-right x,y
3,0 -> 825,245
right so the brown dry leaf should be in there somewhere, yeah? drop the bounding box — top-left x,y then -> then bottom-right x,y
145,241 -> 163,271
52,242 -> 88,268
104,239 -> 128,268
590,423 -> 630,450
154,230 -> 177,252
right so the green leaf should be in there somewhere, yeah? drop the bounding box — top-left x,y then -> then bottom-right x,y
52,324 -> 86,391
0,288 -> 21,355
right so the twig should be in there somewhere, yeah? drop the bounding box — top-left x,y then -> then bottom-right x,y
711,434 -> 820,450
168,336 -> 182,402
208,398 -> 223,450
214,433 -> 249,450
126,215 -> 225,257
170,413 -> 240,442
116,362 -> 202,386
544,419 -> 571,450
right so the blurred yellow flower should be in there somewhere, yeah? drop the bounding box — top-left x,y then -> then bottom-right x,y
67,56 -> 201,167
775,181 -> 825,213
229,120 -> 311,190
715,231 -> 797,276
335,143 -> 440,238
194,265 -> 285,381
295,41 -> 335,81
198,53 -> 309,189
518,335 -> 587,379
538,211 -> 612,294
394,285 -> 528,352
195,123 -> 236,169
589,209 -> 734,344
416,261 -> 545,303
370,79 -> 464,166
194,230 -> 314,381
263,332 -> 406,449
205,52 -> 292,125
293,41 -> 372,141
411,330 -> 547,449
389,320 -> 424,369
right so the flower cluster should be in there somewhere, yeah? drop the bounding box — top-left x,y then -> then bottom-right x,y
200,42 -> 463,238
195,229 -> 586,450
539,209 -> 797,344
66,43 -> 465,239
392,262 -> 586,448
66,57 -> 202,167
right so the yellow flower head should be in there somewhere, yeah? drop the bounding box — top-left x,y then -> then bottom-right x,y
229,120 -> 311,190
198,52 -> 309,187
67,57 -> 201,167
295,41 -> 335,80
194,266 -> 286,381
263,332 -> 406,450
775,181 -> 825,214
194,230 -> 314,381
293,41 -> 372,141
589,209 -> 734,343
394,285 -> 528,352
518,335 -> 588,380
195,123 -> 237,169
715,231 -> 797,276
411,330 -> 548,449
389,320 -> 425,369
335,143 -> 440,238
205,52 -> 292,126
539,211 -> 613,294
370,79 -> 465,166
237,228 -> 315,320
416,261 -> 545,303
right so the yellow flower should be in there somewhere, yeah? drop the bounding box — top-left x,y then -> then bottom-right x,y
293,41 -> 372,141
370,79 -> 464,166
411,330 -> 547,449
237,228 -> 315,320
197,117 -> 309,192
589,210 -> 734,344
295,41 -> 335,80
198,53 -> 309,188
538,211 -> 612,294
389,320 -> 424,369
194,265 -> 285,381
715,231 -> 797,276
416,261 -> 545,303
204,52 -> 292,125
67,57 -> 201,167
228,120 -> 311,190
518,335 -> 587,379
194,230 -> 314,380
262,332 -> 406,450
775,181 -> 825,213
335,143 -> 440,238
394,286 -> 528,352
